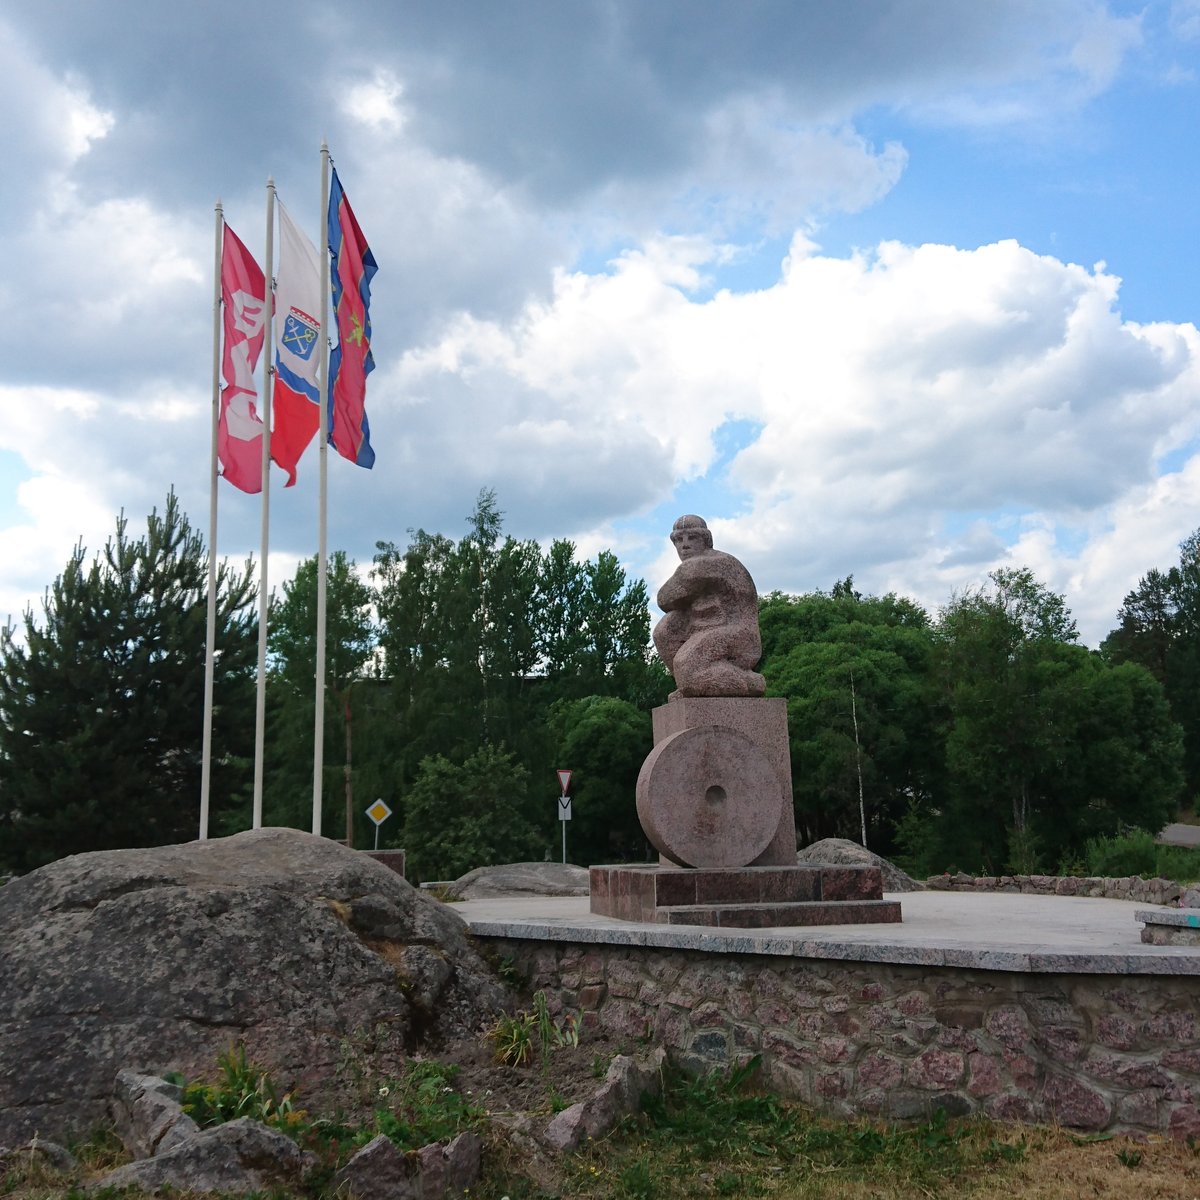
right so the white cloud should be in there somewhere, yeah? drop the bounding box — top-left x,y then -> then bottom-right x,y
341,70 -> 406,131
0,19 -> 113,179
0,473 -> 117,627
1171,0 -> 1200,42
379,232 -> 1200,645
1,0 -> 1195,658
896,6 -> 1142,128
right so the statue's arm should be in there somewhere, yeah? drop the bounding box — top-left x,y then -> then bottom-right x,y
656,567 -> 688,611
657,559 -> 712,610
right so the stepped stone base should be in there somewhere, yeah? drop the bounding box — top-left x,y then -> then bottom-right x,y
1137,908 -> 1200,945
590,863 -> 902,928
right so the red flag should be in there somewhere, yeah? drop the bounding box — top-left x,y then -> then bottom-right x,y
218,225 -> 267,493
327,169 -> 377,468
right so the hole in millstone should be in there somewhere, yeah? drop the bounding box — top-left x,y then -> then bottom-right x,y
704,784 -> 727,807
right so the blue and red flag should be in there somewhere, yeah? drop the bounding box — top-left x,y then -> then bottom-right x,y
327,169 -> 377,468
271,200 -> 323,486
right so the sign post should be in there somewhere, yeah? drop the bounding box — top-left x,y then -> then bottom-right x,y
365,797 -> 392,851
556,770 -> 572,864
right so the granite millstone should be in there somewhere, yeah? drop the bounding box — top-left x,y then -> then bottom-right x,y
636,725 -> 783,868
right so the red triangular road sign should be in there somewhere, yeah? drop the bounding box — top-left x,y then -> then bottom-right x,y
556,769 -> 572,795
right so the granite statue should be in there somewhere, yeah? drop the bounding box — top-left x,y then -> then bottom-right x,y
652,514 -> 766,698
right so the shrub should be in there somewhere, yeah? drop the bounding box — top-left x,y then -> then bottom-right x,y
1084,830 -> 1158,879
1155,844 -> 1200,884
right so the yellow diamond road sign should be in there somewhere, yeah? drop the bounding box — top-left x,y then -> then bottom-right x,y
366,799 -> 392,826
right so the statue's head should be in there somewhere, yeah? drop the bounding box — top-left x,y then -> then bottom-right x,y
670,514 -> 713,560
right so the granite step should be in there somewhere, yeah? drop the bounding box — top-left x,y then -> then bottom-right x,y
590,863 -> 886,923
654,898 -> 903,929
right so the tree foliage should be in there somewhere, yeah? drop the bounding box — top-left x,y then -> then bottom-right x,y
259,551 -> 379,840
902,568 -> 1182,875
0,493 -> 256,870
760,584 -> 936,852
372,490 -> 664,793
1103,530 -> 1200,798
402,742 -> 540,881
8,485 -> 1189,887
548,695 -> 651,864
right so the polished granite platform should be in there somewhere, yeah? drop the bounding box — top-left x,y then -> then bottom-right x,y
449,889 -> 1200,975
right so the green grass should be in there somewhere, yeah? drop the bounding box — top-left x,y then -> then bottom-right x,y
466,1056 -> 1039,1200
20,1054 -> 1024,1200
1083,829 -> 1200,882
10,1051 -> 1200,1200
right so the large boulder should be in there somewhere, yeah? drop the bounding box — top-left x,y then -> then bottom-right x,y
797,837 -> 924,892
443,862 -> 590,899
0,828 -> 509,1145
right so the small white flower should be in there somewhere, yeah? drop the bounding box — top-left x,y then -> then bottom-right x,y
378,1085 -> 390,1097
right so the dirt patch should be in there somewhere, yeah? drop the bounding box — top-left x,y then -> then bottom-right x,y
439,1027 -> 633,1123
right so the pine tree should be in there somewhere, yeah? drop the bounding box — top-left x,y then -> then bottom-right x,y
0,493 -> 256,870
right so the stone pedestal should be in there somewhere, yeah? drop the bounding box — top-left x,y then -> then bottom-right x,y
594,695 -> 902,929
589,863 -> 901,928
365,849 -> 407,877
638,696 -> 796,868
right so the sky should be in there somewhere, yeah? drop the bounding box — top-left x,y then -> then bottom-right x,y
2,0 -> 1199,646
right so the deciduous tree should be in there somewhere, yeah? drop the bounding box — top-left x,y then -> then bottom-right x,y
401,743 -> 541,881
260,550 -> 378,841
760,586 -> 936,852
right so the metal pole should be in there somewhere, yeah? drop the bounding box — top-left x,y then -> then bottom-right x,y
313,143 -> 332,836
343,695 -> 353,847
252,179 -> 277,829
201,200 -> 223,840
850,669 -> 867,848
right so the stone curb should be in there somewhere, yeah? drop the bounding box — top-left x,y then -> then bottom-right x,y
924,873 -> 1185,906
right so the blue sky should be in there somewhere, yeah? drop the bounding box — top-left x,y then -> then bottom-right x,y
1,0 -> 1198,645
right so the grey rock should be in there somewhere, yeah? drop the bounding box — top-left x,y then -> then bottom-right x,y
110,1070 -> 201,1159
444,862 -> 590,899
0,1136 -> 77,1172
442,1129 -> 483,1192
94,1116 -> 312,1196
543,1047 -> 666,1151
335,1134 -> 416,1200
334,1130 -> 482,1200
0,828 -> 510,1145
797,838 -> 924,893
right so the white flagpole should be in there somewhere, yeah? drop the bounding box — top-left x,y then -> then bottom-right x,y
313,143 -> 331,838
252,178 -> 277,829
201,200 -> 223,841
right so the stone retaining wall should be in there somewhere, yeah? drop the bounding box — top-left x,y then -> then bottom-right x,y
923,873 -> 1189,905
491,938 -> 1200,1140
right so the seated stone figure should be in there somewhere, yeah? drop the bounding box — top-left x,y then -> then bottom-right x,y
652,515 -> 766,697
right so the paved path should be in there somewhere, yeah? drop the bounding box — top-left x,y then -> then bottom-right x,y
1158,822 -> 1200,848
451,889 -> 1200,975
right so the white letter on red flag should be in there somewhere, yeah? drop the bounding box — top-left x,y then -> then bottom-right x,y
218,224 -> 267,493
